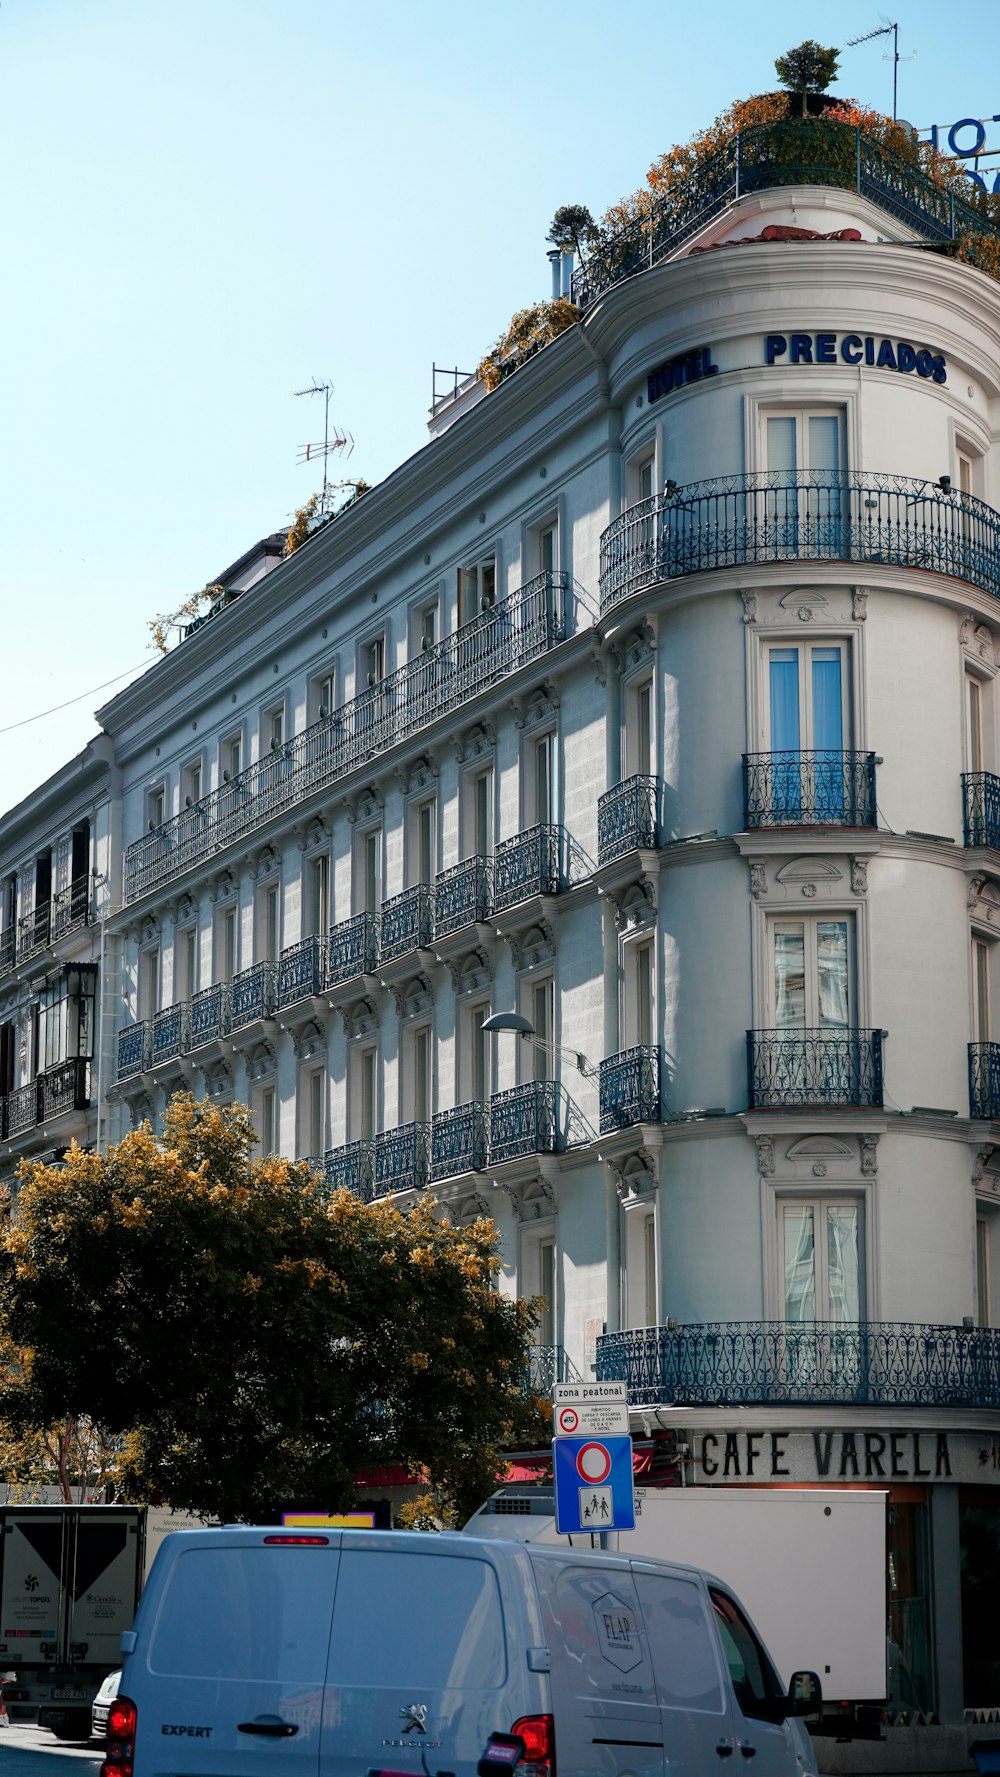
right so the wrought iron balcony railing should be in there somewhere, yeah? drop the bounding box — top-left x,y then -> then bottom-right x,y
326,912 -> 378,988
189,983 -> 228,1047
151,1003 -> 189,1065
525,1344 -> 579,1393
596,1320 -> 1000,1409
963,772 -> 1000,849
597,775 -> 660,864
0,927 -> 13,977
51,877 -> 90,940
747,1027 -> 884,1110
18,903 -> 51,962
493,825 -> 565,913
322,1139 -> 375,1202
572,121 -> 999,312
117,1021 -> 150,1081
38,1057 -> 91,1121
600,473 -> 1000,615
431,1101 -> 488,1179
434,857 -> 492,938
744,751 -> 877,829
374,1121 -> 430,1197
380,885 -> 432,964
124,570 -> 568,904
5,1080 -> 40,1139
970,1042 -> 1000,1120
488,1081 -> 560,1164
228,962 -> 276,1030
278,935 -> 326,1008
599,1046 -> 662,1132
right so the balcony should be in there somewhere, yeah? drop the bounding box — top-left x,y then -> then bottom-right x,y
0,928 -> 13,977
189,983 -> 227,1048
572,120 -> 1000,312
37,1057 -> 91,1121
321,1139 -> 375,1202
963,772 -> 1000,849
123,570 -> 568,904
17,903 -> 51,963
599,472 -> 1000,616
434,857 -> 491,939
747,1027 -> 884,1110
151,1003 -> 189,1066
597,776 -> 660,865
278,936 -> 325,1009
51,877 -> 90,940
743,751 -> 876,829
599,1047 -> 662,1132
525,1344 -> 578,1393
379,886 -> 432,965
228,962 -> 276,1032
374,1121 -> 430,1197
970,1043 -> 1000,1120
117,1021 -> 150,1082
326,912 -> 378,989
431,1101 -> 487,1180
493,825 -> 564,914
5,1081 -> 39,1138
596,1320 -> 1000,1409
488,1081 -> 560,1164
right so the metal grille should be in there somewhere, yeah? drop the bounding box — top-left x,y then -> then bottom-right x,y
431,1101 -> 487,1179
434,857 -> 492,937
278,936 -> 326,1008
488,1081 -> 560,1164
599,1047 -> 662,1132
743,751 -> 877,829
597,776 -> 660,863
747,1027 -> 884,1110
228,962 -> 276,1030
492,825 -> 564,913
379,886 -> 432,963
326,912 -> 378,987
963,772 -> 1000,849
969,1042 -> 1000,1120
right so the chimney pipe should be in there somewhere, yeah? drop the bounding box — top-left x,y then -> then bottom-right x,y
561,249 -> 574,300
547,249 -> 561,301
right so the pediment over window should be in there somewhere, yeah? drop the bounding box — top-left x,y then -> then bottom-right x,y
775,858 -> 843,883
785,1136 -> 853,1159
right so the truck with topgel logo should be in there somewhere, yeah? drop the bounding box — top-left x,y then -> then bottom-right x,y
0,1505 -> 198,1739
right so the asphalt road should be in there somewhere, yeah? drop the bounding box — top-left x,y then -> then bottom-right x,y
0,1723 -> 102,1773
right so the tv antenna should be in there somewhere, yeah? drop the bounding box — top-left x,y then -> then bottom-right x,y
846,16 -> 915,121
293,378 -> 354,513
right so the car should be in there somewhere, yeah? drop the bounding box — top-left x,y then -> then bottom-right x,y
91,1669 -> 121,1741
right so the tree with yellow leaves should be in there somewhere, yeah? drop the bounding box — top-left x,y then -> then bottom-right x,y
0,1095 -> 545,1522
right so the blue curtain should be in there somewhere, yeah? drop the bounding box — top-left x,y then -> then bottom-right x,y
770,651 -> 800,750
812,649 -> 843,753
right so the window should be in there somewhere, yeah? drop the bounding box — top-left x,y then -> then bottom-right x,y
769,915 -> 853,1032
183,760 -> 203,807
627,677 -> 653,778
635,1571 -> 725,1714
177,926 -> 198,1003
361,633 -> 385,686
781,1197 -> 863,1322
38,964 -> 97,1069
264,703 -> 285,752
256,882 -> 280,962
217,905 -> 238,984
528,730 -> 555,827
624,936 -> 655,1049
413,599 -> 439,654
140,946 -> 160,1019
458,558 -> 495,627
408,799 -> 436,887
627,452 -> 655,506
300,1066 -> 326,1160
768,641 -> 850,755
356,827 -> 382,915
404,1023 -> 432,1125
644,1213 -> 657,1326
0,1020 -> 14,1095
307,853 -> 330,939
223,733 -> 243,780
967,673 -> 988,774
256,1084 -> 277,1157
624,1204 -> 657,1330
70,822 -> 90,889
762,408 -> 845,550
462,765 -> 494,860
978,1215 -> 991,1328
536,1237 -> 556,1345
974,937 -> 991,1042
146,785 -> 166,830
463,1000 -> 491,1105
351,1044 -> 378,1142
710,1589 -> 785,1722
314,669 -> 336,721
525,976 -> 554,1084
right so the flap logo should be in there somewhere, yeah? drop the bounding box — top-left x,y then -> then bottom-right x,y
593,1591 -> 644,1673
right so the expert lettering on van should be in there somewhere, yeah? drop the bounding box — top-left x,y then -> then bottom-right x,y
102,1526 -> 821,1777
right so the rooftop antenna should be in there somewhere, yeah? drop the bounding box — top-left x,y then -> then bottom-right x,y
293,378 -> 354,515
846,17 -> 915,122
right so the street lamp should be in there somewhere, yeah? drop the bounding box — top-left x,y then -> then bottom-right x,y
482,1010 -> 595,1078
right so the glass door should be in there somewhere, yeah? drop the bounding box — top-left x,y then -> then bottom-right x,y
768,641 -> 849,820
763,410 -> 844,558
781,1197 -> 864,1391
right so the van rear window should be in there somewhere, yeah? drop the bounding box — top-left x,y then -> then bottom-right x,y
328,1551 -> 506,1689
148,1547 -> 335,1682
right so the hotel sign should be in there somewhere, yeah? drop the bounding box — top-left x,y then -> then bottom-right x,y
646,333 -> 947,402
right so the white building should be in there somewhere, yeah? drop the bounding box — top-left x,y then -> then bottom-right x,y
4,116 -> 1000,1738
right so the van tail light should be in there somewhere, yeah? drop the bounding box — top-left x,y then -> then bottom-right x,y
511,1713 -> 555,1777
100,1695 -> 137,1777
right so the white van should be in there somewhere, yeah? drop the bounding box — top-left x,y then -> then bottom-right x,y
103,1526 -> 820,1777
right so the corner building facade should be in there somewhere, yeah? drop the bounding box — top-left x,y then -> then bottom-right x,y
8,137 -> 1000,1731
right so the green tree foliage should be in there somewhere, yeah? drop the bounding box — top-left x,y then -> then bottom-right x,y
774,40 -> 840,108
547,204 -> 598,261
0,1095 -> 545,1521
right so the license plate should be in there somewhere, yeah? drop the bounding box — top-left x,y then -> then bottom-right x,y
51,1688 -> 87,1700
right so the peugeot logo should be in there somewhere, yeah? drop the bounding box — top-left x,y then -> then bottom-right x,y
400,1703 -> 428,1735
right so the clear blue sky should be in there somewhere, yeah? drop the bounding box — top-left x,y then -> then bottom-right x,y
2,0 -> 996,813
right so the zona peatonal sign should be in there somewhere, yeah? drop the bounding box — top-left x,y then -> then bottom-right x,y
553,1381 -> 630,1439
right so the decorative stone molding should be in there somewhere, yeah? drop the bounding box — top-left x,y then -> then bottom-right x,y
741,590 -> 758,625
296,814 -> 331,852
606,879 -> 657,930
521,682 -> 561,732
339,996 -> 379,1041
812,1160 -> 828,1177
968,873 -> 988,912
203,1062 -> 233,1100
349,786 -> 384,827
610,1149 -> 658,1203
961,615 -> 996,667
852,589 -> 869,622
399,753 -> 438,797
460,721 -> 496,763
623,623 -> 656,675
249,842 -> 280,881
970,878 -> 1000,925
515,922 -> 555,971
247,1041 -> 277,1083
775,858 -> 843,885
786,1136 -> 853,1159
173,892 -> 197,927
860,1135 -> 879,1177
210,868 -> 236,905
140,913 -> 161,943
756,1134 -> 776,1177
291,1020 -> 326,1062
445,946 -> 493,995
779,588 -> 829,622
850,857 -> 868,897
590,645 -> 609,687
749,859 -> 768,901
390,972 -> 434,1020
